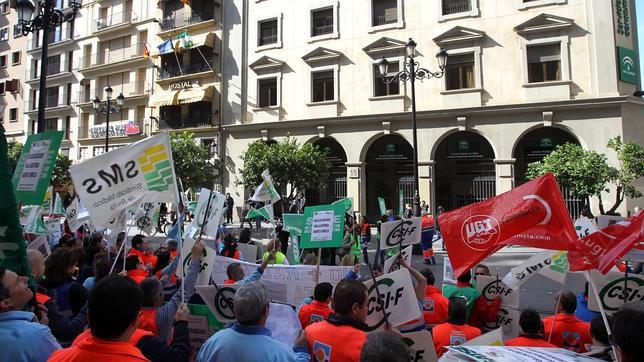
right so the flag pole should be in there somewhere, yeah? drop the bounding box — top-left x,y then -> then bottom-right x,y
547,268 -> 569,344
109,214 -> 135,274
169,37 -> 183,76
365,245 -> 390,327
623,261 -> 628,305
195,45 -> 214,72
315,247 -> 321,284
586,271 -> 619,358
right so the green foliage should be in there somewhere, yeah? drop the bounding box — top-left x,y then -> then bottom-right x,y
7,141 -> 23,174
51,153 -> 72,189
170,132 -> 220,190
239,137 -> 330,202
605,136 -> 644,213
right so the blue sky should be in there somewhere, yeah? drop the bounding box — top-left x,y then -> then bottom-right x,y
638,0 -> 643,88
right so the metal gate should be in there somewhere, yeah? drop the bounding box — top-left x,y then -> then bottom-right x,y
306,176 -> 347,206
561,186 -> 585,219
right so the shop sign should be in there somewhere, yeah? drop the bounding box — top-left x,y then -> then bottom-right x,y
614,0 -> 632,37
618,47 -> 637,84
169,80 -> 200,91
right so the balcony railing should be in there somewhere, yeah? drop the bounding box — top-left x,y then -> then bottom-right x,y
258,34 -> 277,46
158,57 -> 214,80
78,80 -> 150,104
26,93 -> 71,112
27,59 -> 72,81
79,44 -> 145,69
157,117 -> 212,130
159,10 -> 214,31
28,27 -> 74,50
312,24 -> 333,37
373,11 -> 397,26
442,0 -> 471,15
93,10 -> 138,32
78,120 -> 145,139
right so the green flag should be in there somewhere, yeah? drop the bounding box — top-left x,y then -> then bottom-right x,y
12,131 -> 63,205
52,192 -> 66,216
0,125 -> 31,278
25,206 -> 48,235
282,213 -> 304,236
332,197 -> 353,215
246,204 -> 274,223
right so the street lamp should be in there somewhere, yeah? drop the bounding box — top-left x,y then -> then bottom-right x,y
378,38 -> 448,217
93,85 -> 125,153
16,0 -> 81,133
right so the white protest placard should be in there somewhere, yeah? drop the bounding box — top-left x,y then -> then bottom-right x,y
443,256 -> 456,285
210,256 -> 353,305
446,346 -> 601,362
196,284 -> 240,323
70,133 -> 178,228
476,276 -> 520,308
190,188 -> 226,237
401,330 -> 438,362
186,314 -> 210,351
236,242 -> 258,262
463,328 -> 503,346
363,268 -> 422,331
312,210 -> 335,241
574,217 -> 598,239
502,250 -> 568,289
177,237 -> 216,287
45,217 -> 62,245
65,198 -> 84,232
587,270 -> 644,313
482,305 -> 522,339
28,235 -> 51,259
383,245 -> 413,274
265,302 -> 302,347
134,202 -> 160,235
379,217 -> 422,250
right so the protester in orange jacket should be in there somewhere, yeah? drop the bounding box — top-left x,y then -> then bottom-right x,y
125,256 -> 149,284
542,291 -> 592,353
420,269 -> 448,327
48,275 -> 150,361
298,282 -> 333,328
432,297 -> 481,357
505,309 -> 557,348
128,234 -> 157,269
305,279 -> 369,362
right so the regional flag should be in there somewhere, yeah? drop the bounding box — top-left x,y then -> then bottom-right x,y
250,169 -> 281,204
439,173 -> 577,277
246,204 -> 274,224
157,39 -> 174,54
69,133 -> 179,228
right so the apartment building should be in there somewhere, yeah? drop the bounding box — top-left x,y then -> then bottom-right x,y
0,0 -> 27,143
222,0 -> 643,218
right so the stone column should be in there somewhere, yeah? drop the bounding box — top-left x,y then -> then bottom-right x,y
345,162 -> 364,213
494,158 -> 515,195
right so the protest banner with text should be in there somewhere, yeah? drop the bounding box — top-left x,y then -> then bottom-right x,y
383,245 -> 413,274
401,330 -> 438,362
446,346 -> 600,362
363,268 -> 422,331
177,237 -> 217,287
379,217 -> 422,250
587,270 -> 644,313
300,203 -> 345,249
12,131 -> 63,205
189,188 -> 226,238
502,250 -> 568,289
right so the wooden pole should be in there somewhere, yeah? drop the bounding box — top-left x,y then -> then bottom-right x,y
315,247 -> 322,284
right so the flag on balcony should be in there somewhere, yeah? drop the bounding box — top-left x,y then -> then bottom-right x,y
157,39 -> 174,55
143,42 -> 150,58
176,31 -> 193,50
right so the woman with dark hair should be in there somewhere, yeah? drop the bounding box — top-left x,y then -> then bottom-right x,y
41,247 -> 88,318
81,255 -> 110,291
237,227 -> 254,245
221,234 -> 241,260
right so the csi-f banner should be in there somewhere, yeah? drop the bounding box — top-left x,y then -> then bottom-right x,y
250,169 -> 281,204
300,203 -> 345,249
196,284 -> 240,323
439,173 -> 576,277
482,305 -> 522,339
475,275 -> 519,308
332,197 -> 353,215
446,346 -> 600,362
587,270 -> 644,313
502,250 -> 568,289
0,126 -> 30,278
401,330 -> 438,362
383,245 -> 413,274
282,213 -> 304,236
70,133 -> 178,228
363,268 -> 422,331
190,188 -> 226,238
569,213 -> 643,274
12,131 -> 64,206
379,217 -> 422,250
177,237 -> 216,287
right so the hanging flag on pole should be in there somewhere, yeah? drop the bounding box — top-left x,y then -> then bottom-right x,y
250,169 -> 281,204
0,125 -> 31,278
51,193 -> 66,216
70,133 -> 178,228
142,42 -> 150,58
156,39 -> 174,54
332,197 -> 353,215
246,204 -> 275,224
25,206 -> 48,235
12,131 -> 63,206
176,31 -> 193,49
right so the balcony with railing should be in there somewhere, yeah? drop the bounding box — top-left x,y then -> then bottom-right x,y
312,24 -> 333,37
156,117 -> 213,130
77,81 -> 150,105
26,59 -> 72,82
78,120 -> 146,140
28,27 -> 74,51
159,10 -> 215,32
25,93 -> 71,113
93,10 -> 139,33
158,57 -> 215,81
156,101 -> 214,130
442,0 -> 472,15
79,44 -> 145,70
373,9 -> 398,26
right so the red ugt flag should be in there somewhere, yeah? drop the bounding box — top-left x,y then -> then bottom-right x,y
439,173 -> 577,277
568,212 -> 643,274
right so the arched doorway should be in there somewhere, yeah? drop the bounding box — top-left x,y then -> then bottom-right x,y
513,127 -> 583,217
306,138 -> 347,205
365,135 -> 414,220
434,131 -> 496,212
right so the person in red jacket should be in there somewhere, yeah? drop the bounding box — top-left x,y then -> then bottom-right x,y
506,308 -> 557,347
420,269 -> 448,327
49,274 -> 149,361
298,282 -> 333,328
125,255 -> 149,284
305,279 -> 369,362
128,234 -> 157,269
432,296 -> 481,357
542,291 -> 592,353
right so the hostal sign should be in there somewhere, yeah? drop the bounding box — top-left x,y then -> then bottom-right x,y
169,80 -> 200,91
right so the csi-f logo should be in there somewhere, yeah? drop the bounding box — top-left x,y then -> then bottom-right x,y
183,248 -> 209,274
402,338 -> 426,362
482,281 -> 513,302
461,215 -> 500,251
366,278 -> 404,331
599,277 -> 644,311
484,307 -> 514,330
385,220 -> 418,247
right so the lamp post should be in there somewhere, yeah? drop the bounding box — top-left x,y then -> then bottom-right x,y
93,85 -> 125,153
16,0 -> 81,133
378,38 -> 447,217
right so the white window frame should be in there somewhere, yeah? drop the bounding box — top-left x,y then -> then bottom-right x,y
438,0 -> 480,22
369,55 -> 405,100
440,46 -> 482,94
254,72 -> 281,110
369,0 -> 404,33
518,0 -> 566,10
307,64 -> 339,105
255,13 -> 283,52
308,2 -> 339,43
0,27 -> 8,42
521,36 -> 570,87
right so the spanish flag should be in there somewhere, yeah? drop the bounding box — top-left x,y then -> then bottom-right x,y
143,42 -> 150,58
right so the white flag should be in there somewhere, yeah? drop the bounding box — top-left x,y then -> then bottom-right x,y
190,188 -> 226,237
250,169 -> 281,204
70,133 -> 178,228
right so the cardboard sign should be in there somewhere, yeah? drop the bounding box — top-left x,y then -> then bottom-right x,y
196,284 -> 240,323
476,276 -> 520,308
574,217 -> 597,239
363,268 -> 422,331
282,213 -> 304,236
65,198 -> 84,232
186,314 -> 210,351
177,237 -> 216,287
443,256 -> 456,285
587,270 -> 644,313
45,217 -> 62,245
265,302 -> 302,347
70,133 -> 177,228
28,235 -> 51,259
446,346 -> 600,362
383,245 -> 413,274
401,330 -> 438,362
482,305 -> 522,339
190,188 -> 226,238
300,204 -> 345,249
502,250 -> 568,289
463,328 -> 503,346
236,242 -> 258,262
378,197 -> 387,216
379,217 -> 422,250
